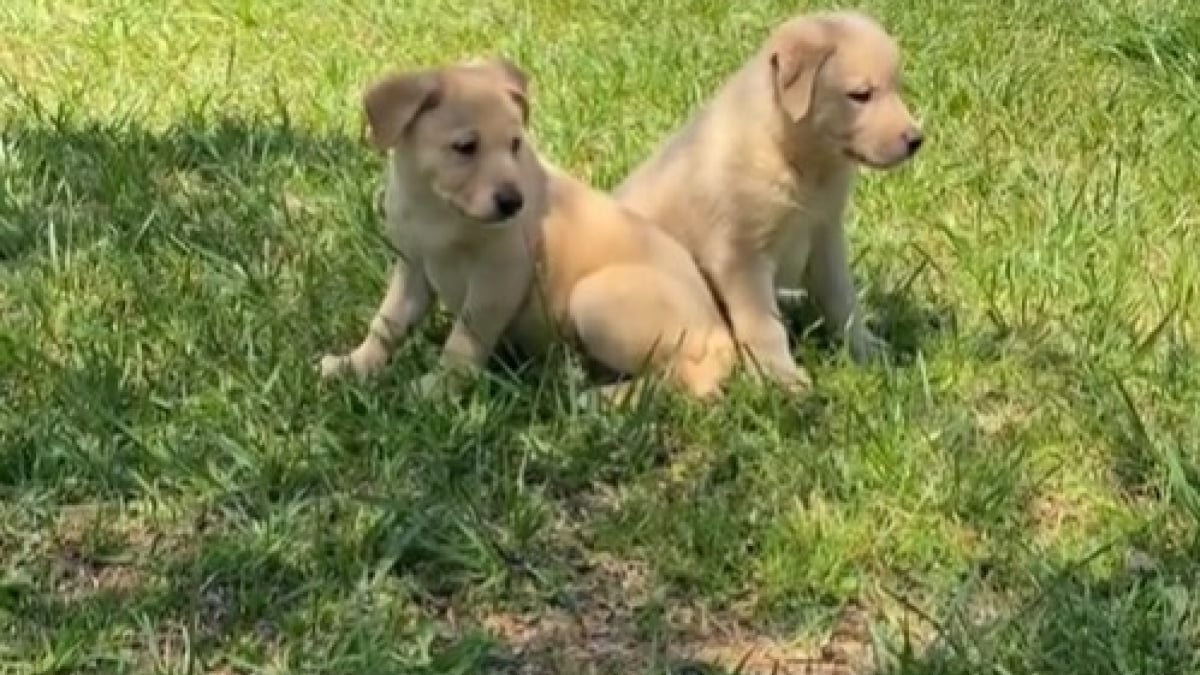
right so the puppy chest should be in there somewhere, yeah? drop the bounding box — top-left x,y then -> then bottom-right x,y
508,292 -> 560,353
423,260 -> 472,311
770,196 -> 847,284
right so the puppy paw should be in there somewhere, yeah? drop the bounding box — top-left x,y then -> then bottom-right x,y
574,380 -> 641,411
415,368 -> 474,400
319,346 -> 388,381
574,388 -> 602,412
848,329 -> 889,364
759,354 -> 814,393
779,364 -> 815,395
742,355 -> 813,395
415,371 -> 445,397
319,353 -> 352,380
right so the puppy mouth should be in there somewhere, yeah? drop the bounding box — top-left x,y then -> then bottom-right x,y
843,147 -> 869,164
479,205 -> 525,227
484,213 -> 518,226
843,148 -> 906,170
450,202 -> 517,227
445,205 -> 515,227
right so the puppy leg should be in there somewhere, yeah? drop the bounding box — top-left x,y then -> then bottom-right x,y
425,261 -> 532,391
569,266 -> 736,401
321,258 -> 431,379
805,221 -> 885,363
712,257 -> 813,391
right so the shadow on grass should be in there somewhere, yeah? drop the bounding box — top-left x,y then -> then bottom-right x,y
0,112 -> 375,264
0,389 -> 702,673
2,525 -> 452,672
879,532 -> 1199,675
0,112 -> 381,495
778,271 -> 954,366
5,519 -> 1195,674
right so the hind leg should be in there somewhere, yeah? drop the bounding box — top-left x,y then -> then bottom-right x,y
568,266 -> 736,401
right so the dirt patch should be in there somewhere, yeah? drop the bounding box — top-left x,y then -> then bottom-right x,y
477,595 -> 876,674
50,540 -> 147,599
456,547 -> 879,675
1026,489 -> 1100,550
45,501 -> 203,601
673,599 -> 876,675
971,386 -> 1035,438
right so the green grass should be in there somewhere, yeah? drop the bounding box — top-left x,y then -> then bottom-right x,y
2,0 -> 1199,672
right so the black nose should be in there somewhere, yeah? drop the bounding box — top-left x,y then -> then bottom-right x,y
492,185 -> 524,219
905,131 -> 924,155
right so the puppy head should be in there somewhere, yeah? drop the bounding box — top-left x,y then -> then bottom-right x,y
363,58 -> 536,223
769,11 -> 923,170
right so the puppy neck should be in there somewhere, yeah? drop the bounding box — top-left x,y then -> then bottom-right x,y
776,117 -> 855,184
385,153 -> 457,223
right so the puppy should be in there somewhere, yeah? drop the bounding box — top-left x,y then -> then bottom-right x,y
320,58 -> 737,401
614,11 -> 923,390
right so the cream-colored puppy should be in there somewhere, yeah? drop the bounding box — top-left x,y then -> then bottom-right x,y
320,58 -> 736,401
615,11 -> 923,390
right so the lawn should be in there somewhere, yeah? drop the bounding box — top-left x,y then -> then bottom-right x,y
2,0 -> 1198,673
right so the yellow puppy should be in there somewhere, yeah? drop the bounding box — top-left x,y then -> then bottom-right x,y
615,11 -> 923,390
320,58 -> 736,401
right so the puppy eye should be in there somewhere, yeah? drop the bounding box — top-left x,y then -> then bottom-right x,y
847,89 -> 873,104
510,137 -> 522,154
450,139 -> 478,156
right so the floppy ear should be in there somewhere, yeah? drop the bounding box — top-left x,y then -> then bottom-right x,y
769,20 -> 834,123
484,57 -> 531,124
362,70 -> 441,151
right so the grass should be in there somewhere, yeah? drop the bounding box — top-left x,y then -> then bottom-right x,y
1,0 -> 1198,672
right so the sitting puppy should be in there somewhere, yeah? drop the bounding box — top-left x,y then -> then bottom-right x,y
614,11 -> 924,390
320,58 -> 737,401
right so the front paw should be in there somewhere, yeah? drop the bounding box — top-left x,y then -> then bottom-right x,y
415,371 -> 445,397
575,380 -> 641,411
415,368 -> 473,399
741,349 -> 814,394
848,328 -> 889,364
319,344 -> 388,381
777,363 -> 815,394
319,353 -> 353,380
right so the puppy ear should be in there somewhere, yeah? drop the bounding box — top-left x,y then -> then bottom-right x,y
485,57 -> 532,124
769,20 -> 834,123
362,70 -> 441,151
